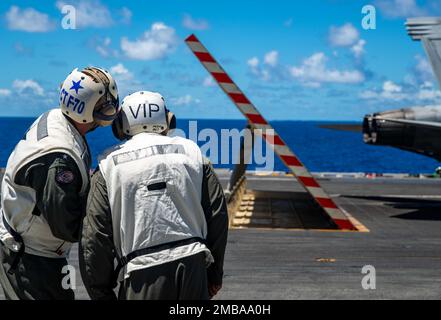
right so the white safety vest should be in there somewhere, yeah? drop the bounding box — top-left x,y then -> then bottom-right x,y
99,132 -> 213,278
0,109 -> 90,258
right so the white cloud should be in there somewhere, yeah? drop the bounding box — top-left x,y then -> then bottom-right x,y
417,83 -> 441,100
383,80 -> 402,93
0,89 -> 11,97
375,0 -> 427,18
289,52 -> 365,87
247,57 -> 259,69
121,22 -> 178,60
108,63 -> 138,97
203,76 -> 215,87
247,52 -> 278,81
361,80 -> 441,102
13,80 -> 44,96
5,6 -> 55,32
415,56 -> 432,74
403,55 -> 436,88
414,55 -> 435,82
264,51 -> 279,67
351,39 -> 366,59
247,57 -> 270,81
170,94 -> 201,106
414,81 -> 441,101
110,63 -> 129,75
329,23 -> 367,59
329,23 -> 359,47
360,81 -> 407,101
110,63 -> 133,81
56,0 -> 113,28
363,53 -> 441,105
119,7 -> 132,24
93,37 -> 118,58
359,90 -> 379,100
380,80 -> 407,100
182,14 -> 209,31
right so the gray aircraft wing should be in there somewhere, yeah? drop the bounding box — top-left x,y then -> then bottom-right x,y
406,17 -> 441,90
375,117 -> 441,129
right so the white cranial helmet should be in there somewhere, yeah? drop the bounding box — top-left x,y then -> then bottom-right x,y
60,67 -> 119,126
112,91 -> 170,140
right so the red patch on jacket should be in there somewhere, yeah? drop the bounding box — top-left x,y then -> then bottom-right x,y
56,170 -> 74,184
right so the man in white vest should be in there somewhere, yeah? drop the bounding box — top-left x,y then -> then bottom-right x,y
80,91 -> 228,300
0,67 -> 120,300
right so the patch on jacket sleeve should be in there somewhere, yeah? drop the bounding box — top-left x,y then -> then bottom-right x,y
56,170 -> 75,184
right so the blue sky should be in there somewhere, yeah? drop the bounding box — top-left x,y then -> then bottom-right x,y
0,0 -> 441,120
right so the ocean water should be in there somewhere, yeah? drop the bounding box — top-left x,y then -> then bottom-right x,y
0,117 -> 439,174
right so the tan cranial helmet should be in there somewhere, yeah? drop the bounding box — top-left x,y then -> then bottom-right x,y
59,66 -> 120,126
112,91 -> 176,140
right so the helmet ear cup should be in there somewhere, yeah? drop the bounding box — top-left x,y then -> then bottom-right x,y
94,96 -> 120,127
167,112 -> 176,130
164,111 -> 176,136
112,113 -> 127,141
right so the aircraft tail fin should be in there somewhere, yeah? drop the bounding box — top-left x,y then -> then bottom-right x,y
406,17 -> 441,89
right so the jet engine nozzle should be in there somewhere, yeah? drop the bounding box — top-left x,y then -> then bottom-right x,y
363,114 -> 377,144
362,110 -> 416,147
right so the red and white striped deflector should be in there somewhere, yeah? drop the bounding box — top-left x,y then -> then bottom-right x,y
185,34 -> 357,231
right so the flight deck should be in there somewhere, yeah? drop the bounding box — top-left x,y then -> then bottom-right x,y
1,170 -> 440,300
